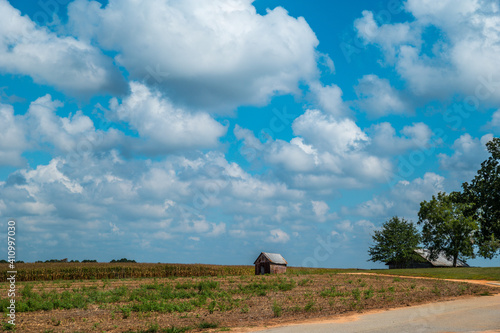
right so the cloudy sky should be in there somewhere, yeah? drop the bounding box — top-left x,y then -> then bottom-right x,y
1,0 -> 499,268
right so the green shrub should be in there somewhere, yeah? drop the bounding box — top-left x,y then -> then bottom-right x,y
272,300 -> 282,317
304,300 -> 315,312
198,322 -> 218,329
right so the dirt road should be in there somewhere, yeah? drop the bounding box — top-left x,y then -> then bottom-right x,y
255,292 -> 500,333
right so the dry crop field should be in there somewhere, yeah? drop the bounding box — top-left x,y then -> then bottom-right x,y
1,268 -> 498,332
0,263 -> 350,282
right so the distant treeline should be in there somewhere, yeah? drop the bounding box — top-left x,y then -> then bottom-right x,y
4,258 -> 135,264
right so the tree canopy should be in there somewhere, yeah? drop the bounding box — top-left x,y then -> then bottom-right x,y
462,137 -> 500,258
418,192 -> 477,267
368,216 -> 422,268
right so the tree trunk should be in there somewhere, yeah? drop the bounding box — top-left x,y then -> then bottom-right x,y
453,255 -> 458,267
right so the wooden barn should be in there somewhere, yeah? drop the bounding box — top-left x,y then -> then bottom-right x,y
386,249 -> 470,269
254,252 -> 287,275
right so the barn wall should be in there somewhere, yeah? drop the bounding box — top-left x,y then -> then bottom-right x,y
255,255 -> 272,275
388,261 -> 433,269
270,264 -> 287,274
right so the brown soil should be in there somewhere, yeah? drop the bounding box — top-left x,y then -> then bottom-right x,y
2,273 -> 498,333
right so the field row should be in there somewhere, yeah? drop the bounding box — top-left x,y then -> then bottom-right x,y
0,263 -> 352,281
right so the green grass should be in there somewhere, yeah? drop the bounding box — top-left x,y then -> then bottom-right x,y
303,299 -> 316,312
0,280 -> 227,314
198,321 -> 218,329
298,278 -> 311,286
370,267 -> 500,281
272,300 -> 282,317
319,286 -> 345,297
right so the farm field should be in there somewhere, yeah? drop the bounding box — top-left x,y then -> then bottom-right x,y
0,263 -> 358,282
370,267 -> 500,281
1,266 -> 499,332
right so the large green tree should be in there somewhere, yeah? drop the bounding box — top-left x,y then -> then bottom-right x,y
368,216 -> 422,268
418,192 -> 477,267
462,137 -> 500,258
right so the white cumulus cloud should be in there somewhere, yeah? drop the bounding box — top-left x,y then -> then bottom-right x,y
355,75 -> 409,118
68,0 -> 320,111
0,0 -> 125,97
0,103 -> 28,166
267,229 -> 290,243
355,0 -> 500,105
111,82 -> 227,154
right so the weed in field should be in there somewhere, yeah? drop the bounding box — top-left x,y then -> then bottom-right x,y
175,282 -> 195,290
304,300 -> 315,312
272,300 -> 282,317
393,277 -> 401,282
121,306 -> 132,319
277,279 -> 296,291
197,281 -> 219,293
241,305 -> 249,313
131,300 -> 194,313
50,317 -> 61,326
351,288 -> 361,301
458,284 -> 468,295
298,278 -> 311,286
198,321 -> 218,329
2,322 -> 16,331
208,301 -> 217,314
319,286 -> 345,298
147,323 -> 160,332
363,288 -> 374,299
164,327 -> 191,333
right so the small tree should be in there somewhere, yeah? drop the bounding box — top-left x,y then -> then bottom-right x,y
418,192 -> 477,267
462,137 -> 500,258
368,216 -> 422,268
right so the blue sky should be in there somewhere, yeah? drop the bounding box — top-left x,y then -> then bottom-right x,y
1,0 -> 499,268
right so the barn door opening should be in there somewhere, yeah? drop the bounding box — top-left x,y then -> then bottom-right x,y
260,264 -> 265,275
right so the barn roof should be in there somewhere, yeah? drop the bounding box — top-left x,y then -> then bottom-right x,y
254,252 -> 287,265
414,249 -> 469,267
